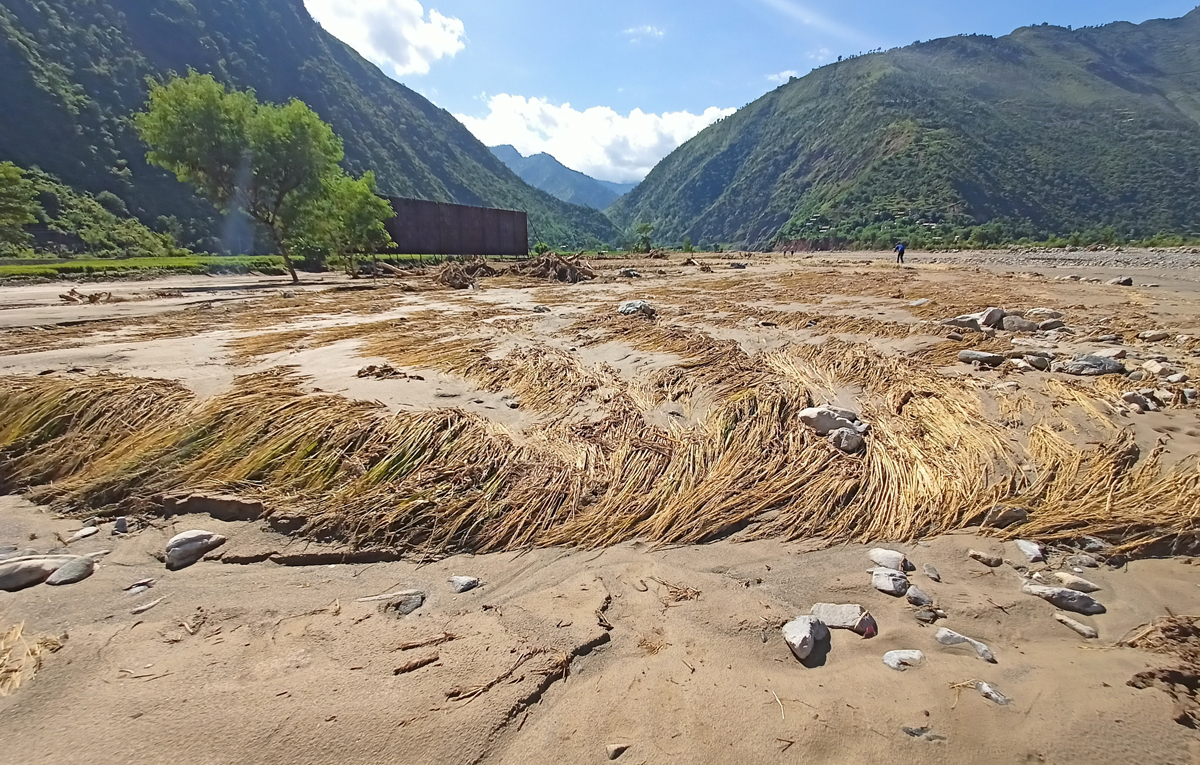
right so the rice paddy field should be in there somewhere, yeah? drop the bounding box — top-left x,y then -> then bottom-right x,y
1,250 -> 1198,559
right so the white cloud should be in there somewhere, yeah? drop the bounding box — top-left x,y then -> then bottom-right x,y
766,70 -> 799,84
456,95 -> 735,183
303,0 -> 465,77
624,25 -> 665,42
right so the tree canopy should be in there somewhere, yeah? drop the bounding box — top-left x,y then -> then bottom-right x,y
0,161 -> 39,253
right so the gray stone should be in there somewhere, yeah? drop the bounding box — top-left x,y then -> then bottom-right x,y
922,563 -> 941,582
606,744 -> 630,761
1001,316 -> 1039,333
1024,355 -> 1051,371
975,681 -> 1011,705
946,332 -> 965,342
783,615 -> 829,661
112,517 -> 128,534
619,268 -> 642,278
1106,277 -> 1133,286
1093,348 -> 1127,359
1053,355 -> 1126,376
1143,360 -> 1178,378
1129,371 -> 1148,382
1054,613 -> 1098,639
941,315 -> 982,332
809,603 -> 877,636
1053,572 -> 1101,593
165,530 -> 228,570
1021,583 -> 1105,614
883,650 -> 925,671
868,548 -> 910,571
1185,389 -> 1198,401
532,305 -> 551,313
906,585 -> 933,607
618,300 -> 656,318
1065,554 -> 1100,568
1138,330 -> 1170,343
799,405 -> 867,437
968,549 -> 1003,568
979,307 -> 1007,328
1039,319 -> 1067,331
0,556 -> 75,592
958,350 -> 1005,367
1097,334 -> 1121,342
828,428 -> 865,454
68,526 -> 99,543
380,591 -> 426,617
871,567 -> 910,596
1122,392 -> 1157,412
1026,308 -> 1064,320
979,505 -> 1029,529
1167,373 -> 1190,384
45,556 -> 95,586
909,299 -> 931,307
1015,540 -> 1045,563
449,576 -> 481,593
935,628 -> 996,662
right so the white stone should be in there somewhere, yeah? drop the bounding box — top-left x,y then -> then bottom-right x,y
1052,572 -> 1101,593
935,628 -> 996,662
870,567 -> 909,596
782,616 -> 829,661
165,530 -> 228,570
1021,583 -> 1105,615
799,406 -> 867,437
1015,540 -> 1044,563
883,650 -> 925,671
868,548 -> 909,570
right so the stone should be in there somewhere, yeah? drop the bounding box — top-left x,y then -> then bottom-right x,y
1054,613 -> 1098,639
1138,330 -> 1170,343
922,563 -> 941,582
1001,316 -> 1040,333
1039,319 -> 1067,331
68,526 -> 99,543
871,567 -> 910,596
1185,389 -> 1198,402
941,315 -> 982,333
934,628 -> 996,663
1021,583 -> 1106,615
782,615 -> 829,661
449,576 -> 481,593
909,299 -> 931,307
914,608 -> 941,624
799,405 -> 868,437
1143,360 -> 1178,378
958,350 -> 1005,366
1122,392 -> 1157,412
1015,540 -> 1044,563
1129,371 -> 1148,382
809,603 -> 877,637
619,268 -> 642,278
946,332 -> 965,342
828,428 -> 866,453
1053,572 -> 1101,593
1096,334 -> 1121,342
1093,348 -> 1126,359
1167,373 -> 1190,384
164,530 -> 228,570
975,681 -> 1011,705
978,307 -> 1007,328
968,549 -> 1003,568
45,556 -> 95,586
868,548 -> 911,571
906,585 -> 933,607
617,300 -> 656,318
1106,277 -> 1133,286
532,305 -> 551,313
978,505 -> 1029,529
883,650 -> 925,671
1026,308 -> 1064,320
606,744 -> 630,761
1065,554 -> 1100,568
112,516 -> 128,534
1024,355 -> 1051,371
0,556 -> 76,592
380,591 -> 426,617
1052,355 -> 1126,376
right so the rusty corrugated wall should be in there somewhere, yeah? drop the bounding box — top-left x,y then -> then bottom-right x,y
383,197 -> 528,256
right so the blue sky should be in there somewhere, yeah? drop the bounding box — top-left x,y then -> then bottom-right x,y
303,0 -> 1199,182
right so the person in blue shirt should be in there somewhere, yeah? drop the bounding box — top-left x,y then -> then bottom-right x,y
894,242 -> 907,264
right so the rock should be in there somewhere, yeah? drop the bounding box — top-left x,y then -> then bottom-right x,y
618,300 -> 656,318
1065,554 -> 1100,568
532,305 -> 551,313
1001,316 -> 1040,333
799,405 -> 868,437
0,556 -> 75,592
883,650 -> 925,671
909,299 -> 931,307
871,567 -> 910,597
935,628 -> 996,663
1129,371 -> 1148,382
1026,308 -> 1063,320
1106,277 -> 1133,286
1093,348 -> 1127,360
380,591 -> 426,617
922,563 -> 941,582
1122,392 -> 1157,412
1138,331 -> 1170,343
968,549 -> 1003,568
1097,334 -> 1121,342
606,744 -> 630,760
44,556 -> 95,586
68,526 -> 99,543
906,585 -> 933,607
946,332 -> 965,342
1021,583 -> 1106,615
1143,360 -> 1178,378
163,493 -> 264,522
1054,613 -> 1098,639
1024,355 -> 1051,371
112,516 -> 128,534
1167,373 -> 1190,384
449,576 -> 480,593
828,428 -> 865,453
1053,572 -> 1101,593
164,530 -> 228,570
978,307 -> 1006,328
1015,540 -> 1045,563
810,603 -> 877,637
0,547 -> 38,562
1185,389 -> 1198,402
1039,319 -> 1067,331
978,505 -> 1029,529
868,548 -> 911,571
782,615 -> 829,661
958,350 -> 1005,367
941,315 -> 982,333
1053,355 -> 1126,376
975,681 -> 1011,705
902,726 -> 947,743
914,608 -> 943,625
619,268 -> 642,278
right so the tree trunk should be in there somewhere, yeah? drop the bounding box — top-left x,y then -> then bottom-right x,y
272,228 -> 299,283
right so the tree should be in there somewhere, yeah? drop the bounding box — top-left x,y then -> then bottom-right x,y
633,222 -> 654,253
134,72 -> 352,282
682,236 -> 694,253
0,162 -> 40,253
288,172 -> 394,274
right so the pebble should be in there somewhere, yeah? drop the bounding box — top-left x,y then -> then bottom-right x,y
112,517 -> 128,535
868,548 -> 911,571
1053,572 -> 1101,593
449,576 -> 481,593
883,650 -> 925,671
783,615 -> 829,661
1167,373 -> 1190,384
606,744 -> 630,760
935,628 -> 997,663
922,563 -> 941,582
1054,612 -> 1098,639
870,567 -> 910,596
380,591 -> 427,617
968,549 -> 1003,568
1021,583 -> 1106,615
45,556 -> 95,586
905,585 -> 933,607
1015,540 -> 1045,563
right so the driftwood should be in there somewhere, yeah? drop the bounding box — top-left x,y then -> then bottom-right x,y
507,253 -> 596,283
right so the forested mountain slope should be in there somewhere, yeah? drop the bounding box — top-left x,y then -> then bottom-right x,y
491,145 -> 635,211
609,8 -> 1200,249
0,0 -> 617,251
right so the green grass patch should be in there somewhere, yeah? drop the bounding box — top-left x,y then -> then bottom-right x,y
0,256 -> 287,279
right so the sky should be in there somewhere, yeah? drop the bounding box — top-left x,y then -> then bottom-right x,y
302,0 -> 1199,183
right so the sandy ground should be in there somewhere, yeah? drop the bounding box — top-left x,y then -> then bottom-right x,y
3,250 -> 1200,763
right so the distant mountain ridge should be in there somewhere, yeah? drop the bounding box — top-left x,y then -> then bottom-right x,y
609,8 -> 1200,249
0,0 -> 618,251
491,146 -> 636,211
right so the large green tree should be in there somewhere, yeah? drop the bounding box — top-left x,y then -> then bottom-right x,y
288,171 -> 394,274
0,161 -> 39,254
134,72 -> 386,281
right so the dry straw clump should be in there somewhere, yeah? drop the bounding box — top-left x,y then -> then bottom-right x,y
0,623 -> 63,696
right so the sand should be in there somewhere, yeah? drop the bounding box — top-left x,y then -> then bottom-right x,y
2,250 -> 1200,763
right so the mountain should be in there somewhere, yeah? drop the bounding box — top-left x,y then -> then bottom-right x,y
609,9 -> 1200,249
0,0 -> 618,252
490,145 -> 636,210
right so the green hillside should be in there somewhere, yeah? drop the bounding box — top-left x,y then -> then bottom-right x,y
0,0 -> 617,252
609,9 -> 1200,249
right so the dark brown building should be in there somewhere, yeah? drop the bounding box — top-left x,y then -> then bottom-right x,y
383,197 -> 528,257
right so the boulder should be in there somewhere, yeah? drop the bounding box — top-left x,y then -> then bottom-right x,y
1052,355 -> 1126,376
0,556 -> 76,592
959,350 -> 1006,367
618,300 -> 656,318
979,307 -> 1007,328
165,530 -> 228,570
941,315 -> 982,333
799,406 -> 868,437
883,650 -> 925,671
871,567 -> 910,596
1001,316 -> 1040,333
1021,583 -> 1106,615
45,556 -> 95,586
809,603 -> 877,637
782,615 -> 829,661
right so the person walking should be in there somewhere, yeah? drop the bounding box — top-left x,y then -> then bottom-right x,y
894,242 -> 907,264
